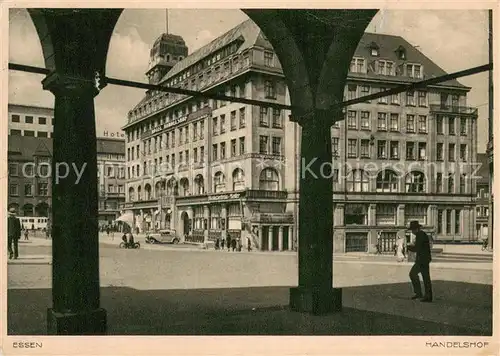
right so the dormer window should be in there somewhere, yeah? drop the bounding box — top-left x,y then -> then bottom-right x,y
396,46 -> 406,60
350,57 -> 366,73
369,42 -> 379,57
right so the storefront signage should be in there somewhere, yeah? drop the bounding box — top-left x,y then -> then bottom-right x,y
208,193 -> 242,201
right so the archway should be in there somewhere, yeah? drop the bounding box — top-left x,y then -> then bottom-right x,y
35,202 -> 49,217
22,203 -> 34,217
180,211 -> 190,238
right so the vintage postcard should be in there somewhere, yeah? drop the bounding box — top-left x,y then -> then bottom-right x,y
0,0 -> 497,355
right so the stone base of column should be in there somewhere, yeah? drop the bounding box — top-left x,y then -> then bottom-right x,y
47,308 -> 107,335
289,286 -> 342,315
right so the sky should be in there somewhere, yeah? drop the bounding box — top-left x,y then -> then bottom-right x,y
8,9 -> 490,152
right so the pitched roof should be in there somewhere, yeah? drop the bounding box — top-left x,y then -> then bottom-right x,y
352,32 -> 468,89
8,136 -> 53,161
96,138 -> 126,155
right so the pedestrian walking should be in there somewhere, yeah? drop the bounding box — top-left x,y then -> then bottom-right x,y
221,238 -> 225,250
247,236 -> 252,252
8,207 -> 21,259
375,231 -> 382,254
406,221 -> 433,302
226,236 -> 231,251
24,228 -> 29,240
395,229 -> 406,262
231,238 -> 237,252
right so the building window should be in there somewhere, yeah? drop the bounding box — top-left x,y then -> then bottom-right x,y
448,117 -> 455,135
418,115 -> 427,133
360,139 -> 370,158
405,171 -> 425,193
259,136 -> 269,154
10,129 -> 22,136
272,109 -> 282,128
239,137 -> 245,155
38,117 -> 47,125
451,94 -> 459,108
460,118 -> 467,135
260,107 -> 269,127
38,183 -> 49,196
272,137 -> 282,155
220,142 -> 226,159
360,111 -> 370,129
377,140 -> 387,159
232,169 -> 245,191
220,115 -> 226,134
347,139 -> 358,158
259,168 -> 279,191
377,112 -> 387,130
460,174 -> 466,194
239,107 -> 246,128
345,204 -> 368,225
347,169 -> 369,192
264,81 -> 276,99
418,91 -> 427,107
264,51 -> 274,67
449,143 -> 456,162
361,86 -> 370,102
418,142 -> 427,161
350,58 -> 365,73
230,139 -> 237,157
200,146 -> 205,162
376,204 -> 397,225
10,184 -> 19,196
454,210 -> 461,234
391,93 -> 400,105
376,170 -> 398,192
377,60 -> 394,75
406,64 -> 422,79
436,116 -> 444,135
436,173 -> 443,193
347,111 -> 357,129
390,113 -> 399,131
436,143 -> 444,161
446,173 -> 454,193
11,114 -> 20,123
214,171 -> 226,193
406,142 -> 415,160
460,144 -> 467,161
212,144 -> 218,161
200,120 -> 205,139
389,141 -> 399,159
405,204 -> 427,226
332,137 -> 339,157
406,114 -> 415,132
25,116 -> 34,124
230,111 -> 237,131
9,163 -> 18,176
347,85 -> 357,100
406,91 -> 415,106
24,130 -> 35,137
378,88 -> 389,104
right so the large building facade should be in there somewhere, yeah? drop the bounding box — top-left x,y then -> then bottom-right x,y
475,153 -> 490,241
7,104 -> 126,227
123,20 -> 479,252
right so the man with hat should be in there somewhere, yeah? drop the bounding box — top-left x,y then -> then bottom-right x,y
7,207 -> 22,259
406,220 -> 433,302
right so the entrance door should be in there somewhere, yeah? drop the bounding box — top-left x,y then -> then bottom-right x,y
262,226 -> 269,251
283,226 -> 289,250
180,212 -> 189,237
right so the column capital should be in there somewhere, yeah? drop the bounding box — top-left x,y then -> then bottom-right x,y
42,71 -> 104,97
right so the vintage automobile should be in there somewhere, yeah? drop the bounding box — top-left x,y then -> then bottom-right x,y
145,229 -> 180,244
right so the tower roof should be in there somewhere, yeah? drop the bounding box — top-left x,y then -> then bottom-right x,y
153,33 -> 187,47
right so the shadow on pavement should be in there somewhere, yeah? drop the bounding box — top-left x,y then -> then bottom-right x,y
8,281 -> 491,336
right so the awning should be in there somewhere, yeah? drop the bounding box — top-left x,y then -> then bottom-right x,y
115,211 -> 134,227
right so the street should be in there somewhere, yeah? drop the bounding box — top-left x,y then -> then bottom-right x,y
7,238 -> 493,335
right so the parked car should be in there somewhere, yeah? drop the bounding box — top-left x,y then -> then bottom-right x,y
145,229 -> 180,244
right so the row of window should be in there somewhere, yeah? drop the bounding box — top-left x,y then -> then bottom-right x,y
8,161 -> 50,177
436,209 -> 463,235
10,129 -> 51,137
350,56 -> 423,78
99,184 -> 125,194
10,115 -> 54,125
213,108 -> 247,135
212,137 -> 247,161
336,170 -> 469,194
476,206 -> 490,218
346,85 -> 429,106
334,138 -> 469,162
342,111 -> 469,136
9,183 -> 48,196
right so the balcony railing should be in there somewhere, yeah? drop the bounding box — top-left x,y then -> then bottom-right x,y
430,104 -> 478,115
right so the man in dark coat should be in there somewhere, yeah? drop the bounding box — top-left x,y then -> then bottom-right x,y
8,207 -> 22,259
406,220 -> 433,302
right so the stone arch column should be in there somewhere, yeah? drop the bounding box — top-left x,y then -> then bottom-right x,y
28,9 -> 122,335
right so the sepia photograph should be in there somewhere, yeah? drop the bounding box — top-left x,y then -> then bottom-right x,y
1,2 -> 497,355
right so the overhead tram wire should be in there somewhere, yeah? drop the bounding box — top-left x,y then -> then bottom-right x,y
8,62 -> 492,118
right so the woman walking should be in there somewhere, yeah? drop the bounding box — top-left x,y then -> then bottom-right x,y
395,229 -> 406,262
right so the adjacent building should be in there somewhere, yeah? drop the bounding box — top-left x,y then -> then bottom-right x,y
123,20 -> 479,252
7,104 -> 127,227
475,153 -> 490,241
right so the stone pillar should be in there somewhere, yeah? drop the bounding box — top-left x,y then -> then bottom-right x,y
268,225 -> 274,251
368,204 -> 376,226
221,204 -> 228,243
334,203 -> 345,226
203,205 -> 210,243
450,209 -> 456,240
278,225 -> 284,251
258,225 -> 263,251
397,204 -> 405,227
42,72 -> 106,334
289,110 -> 340,315
288,226 -> 293,251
